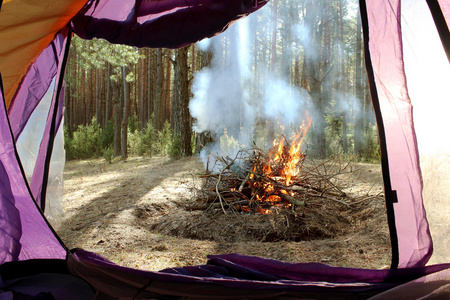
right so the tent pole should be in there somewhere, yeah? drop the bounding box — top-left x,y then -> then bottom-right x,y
40,30 -> 72,212
426,0 -> 450,63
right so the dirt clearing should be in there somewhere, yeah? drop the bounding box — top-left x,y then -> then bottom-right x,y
58,156 -> 391,272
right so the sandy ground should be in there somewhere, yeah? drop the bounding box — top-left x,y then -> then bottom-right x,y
58,156 -> 391,272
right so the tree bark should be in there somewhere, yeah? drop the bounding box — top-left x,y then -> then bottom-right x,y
64,81 -> 73,138
113,81 -> 121,157
305,1 -> 326,158
121,65 -> 130,159
81,69 -> 87,126
139,52 -> 145,130
154,49 -> 164,131
95,68 -> 102,125
147,49 -> 154,125
165,50 -> 172,126
88,68 -> 94,123
195,47 -> 214,154
105,63 -> 111,128
338,0 -> 348,154
173,46 -> 192,157
266,0 -> 279,144
354,10 -> 364,160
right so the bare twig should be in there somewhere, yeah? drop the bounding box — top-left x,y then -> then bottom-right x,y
351,192 -> 384,205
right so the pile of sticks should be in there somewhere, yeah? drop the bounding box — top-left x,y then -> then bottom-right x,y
194,145 -> 352,215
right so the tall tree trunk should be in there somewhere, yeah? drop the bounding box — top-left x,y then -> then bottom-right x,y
174,47 -> 192,157
88,68 -> 94,123
113,81 -> 121,157
300,55 -> 308,89
133,64 -> 138,120
105,63 -> 111,128
165,50 -> 172,126
195,47 -> 214,154
305,1 -> 326,158
354,10 -> 364,160
81,69 -> 87,126
147,49 -> 154,125
95,68 -> 101,124
139,53 -> 145,130
154,49 -> 164,131
266,0 -> 279,144
64,81 -> 73,138
121,66 -> 130,159
338,0 -> 348,154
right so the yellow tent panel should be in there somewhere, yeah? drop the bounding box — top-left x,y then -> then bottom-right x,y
0,0 -> 88,108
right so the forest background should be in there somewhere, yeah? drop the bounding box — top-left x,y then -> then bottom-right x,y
63,0 -> 379,164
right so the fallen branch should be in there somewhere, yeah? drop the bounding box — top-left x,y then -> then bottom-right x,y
197,145 -> 358,214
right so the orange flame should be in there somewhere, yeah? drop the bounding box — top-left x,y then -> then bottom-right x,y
265,113 -> 312,186
237,113 -> 311,214
284,114 -> 312,185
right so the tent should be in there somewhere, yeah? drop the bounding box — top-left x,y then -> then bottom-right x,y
0,0 -> 449,298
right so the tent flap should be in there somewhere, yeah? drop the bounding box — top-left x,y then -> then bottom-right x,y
361,0 -> 433,268
68,249 -> 450,299
71,0 -> 269,49
0,74 -> 66,264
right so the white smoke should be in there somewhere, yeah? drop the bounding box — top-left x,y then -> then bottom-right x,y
189,3 -> 316,169
262,77 -> 311,126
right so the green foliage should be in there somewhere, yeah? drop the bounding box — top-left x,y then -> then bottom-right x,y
65,117 -> 180,161
65,6 -> 380,167
168,135 -> 181,159
325,111 -> 344,156
101,119 -> 114,149
64,128 -> 75,160
359,126 -> 380,163
128,114 -> 138,134
128,119 -> 155,157
323,104 -> 380,163
219,130 -> 240,156
65,117 -> 102,160
155,120 -> 173,156
141,121 -> 155,156
70,36 -> 144,86
103,147 -> 114,164
191,131 -> 197,155
127,129 -> 140,156
77,36 -> 142,68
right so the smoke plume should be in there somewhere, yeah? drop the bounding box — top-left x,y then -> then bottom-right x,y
189,10 -> 313,169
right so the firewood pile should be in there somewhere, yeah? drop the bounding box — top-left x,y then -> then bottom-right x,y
192,141 -> 355,215
162,125 -> 385,242
150,140 -> 385,242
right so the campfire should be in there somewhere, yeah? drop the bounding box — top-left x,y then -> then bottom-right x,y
150,118 -> 386,244
146,116 -> 386,244
194,114 -> 354,215
240,116 -> 312,214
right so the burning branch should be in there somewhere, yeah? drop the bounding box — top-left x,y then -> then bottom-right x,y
198,150 -> 357,215
194,114 -> 371,216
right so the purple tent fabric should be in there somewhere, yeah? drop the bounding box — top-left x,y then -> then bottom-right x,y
1,0 -> 450,298
68,249 -> 450,299
71,0 -> 268,48
7,32 -> 66,140
361,0 -> 433,268
438,0 -> 450,21
28,30 -> 68,211
0,77 -> 66,264
7,31 -> 68,211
